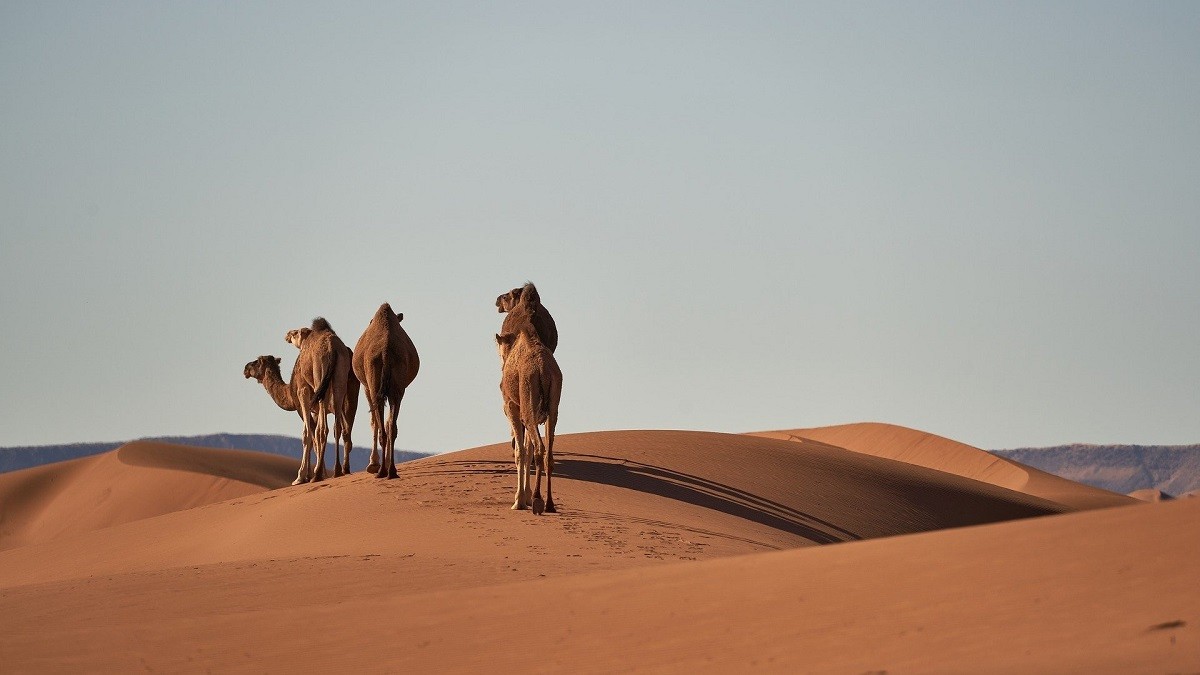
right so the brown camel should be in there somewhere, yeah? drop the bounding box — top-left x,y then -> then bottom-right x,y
243,354 -> 315,484
286,318 -> 359,476
496,323 -> 562,514
353,304 -> 419,479
496,282 -> 558,353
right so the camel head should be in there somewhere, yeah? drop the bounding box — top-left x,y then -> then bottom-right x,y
496,287 -> 523,313
244,355 -> 282,382
284,327 -> 312,348
497,282 -> 542,313
495,332 -> 518,361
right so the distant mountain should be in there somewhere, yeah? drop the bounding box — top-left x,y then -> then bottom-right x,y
0,433 -> 428,474
993,444 -> 1200,496
0,441 -> 124,473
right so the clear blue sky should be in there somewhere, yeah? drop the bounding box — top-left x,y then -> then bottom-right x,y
2,2 -> 1197,452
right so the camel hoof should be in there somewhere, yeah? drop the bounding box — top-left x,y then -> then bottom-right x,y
512,501 -> 528,510
366,462 -> 380,474
341,463 -> 351,475
532,495 -> 545,515
292,477 -> 308,486
387,466 -> 398,480
544,501 -> 557,514
333,465 -> 344,478
310,474 -> 325,483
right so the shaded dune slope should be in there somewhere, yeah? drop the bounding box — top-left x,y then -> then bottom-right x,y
0,441 -> 295,551
752,422 -> 1134,510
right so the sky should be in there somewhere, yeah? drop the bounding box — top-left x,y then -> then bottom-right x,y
1,1 -> 1197,453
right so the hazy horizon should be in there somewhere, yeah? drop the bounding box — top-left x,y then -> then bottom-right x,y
2,2 -> 1197,453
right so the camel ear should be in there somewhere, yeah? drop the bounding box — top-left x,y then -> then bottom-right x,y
396,312 -> 404,322
300,327 -> 312,339
496,333 -> 516,346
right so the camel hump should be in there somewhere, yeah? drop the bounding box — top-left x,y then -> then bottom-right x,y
311,317 -> 333,333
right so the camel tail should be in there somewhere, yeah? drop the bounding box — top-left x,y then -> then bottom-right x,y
377,347 -> 390,408
532,374 -> 551,424
311,361 -> 335,408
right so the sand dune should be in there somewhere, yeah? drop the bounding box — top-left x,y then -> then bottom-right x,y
1128,487 -> 1174,502
751,422 -> 1135,510
0,441 -> 295,551
1,427 -> 1193,672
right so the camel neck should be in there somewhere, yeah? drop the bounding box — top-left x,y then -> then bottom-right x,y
263,368 -> 298,411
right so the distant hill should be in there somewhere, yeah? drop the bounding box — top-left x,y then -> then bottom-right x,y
0,433 -> 428,475
993,444 -> 1200,496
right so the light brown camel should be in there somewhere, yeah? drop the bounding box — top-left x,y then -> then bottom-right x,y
496,322 -> 562,514
353,304 -> 419,479
286,318 -> 359,476
281,317 -> 349,482
496,282 -> 558,353
243,354 -> 315,484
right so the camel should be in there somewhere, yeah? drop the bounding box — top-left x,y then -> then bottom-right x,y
496,322 -> 562,514
243,354 -> 316,485
285,319 -> 359,476
279,317 -> 351,483
353,304 -> 419,479
496,282 -> 558,353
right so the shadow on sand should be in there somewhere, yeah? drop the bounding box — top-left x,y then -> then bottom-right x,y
412,453 -> 860,544
555,454 -> 861,545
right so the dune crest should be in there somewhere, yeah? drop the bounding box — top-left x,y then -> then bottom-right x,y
751,422 -> 1134,510
0,441 -> 295,550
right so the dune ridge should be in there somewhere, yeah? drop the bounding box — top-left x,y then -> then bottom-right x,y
751,422 -> 1135,510
0,441 -> 295,551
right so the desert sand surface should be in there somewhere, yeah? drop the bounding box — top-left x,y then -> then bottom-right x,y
752,422 -> 1136,510
0,427 -> 1195,673
0,440 -> 295,551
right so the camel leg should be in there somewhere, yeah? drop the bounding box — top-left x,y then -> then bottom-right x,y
544,409 -> 557,514
341,421 -> 352,476
293,445 -> 309,485
332,413 -> 344,477
312,407 -> 329,482
529,422 -> 546,516
367,402 -> 382,475
386,397 -> 400,479
294,412 -> 313,485
377,399 -> 396,479
509,417 -> 528,510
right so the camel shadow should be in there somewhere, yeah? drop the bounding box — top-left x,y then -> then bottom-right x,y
555,454 -> 861,545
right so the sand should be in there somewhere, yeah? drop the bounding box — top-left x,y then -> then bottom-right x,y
751,422 -> 1136,510
0,440 -> 296,551
0,425 -> 1194,672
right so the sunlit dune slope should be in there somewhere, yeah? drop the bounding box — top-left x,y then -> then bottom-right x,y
0,430 -> 1066,588
0,441 -> 295,550
751,422 -> 1135,510
0,430 -> 1193,673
